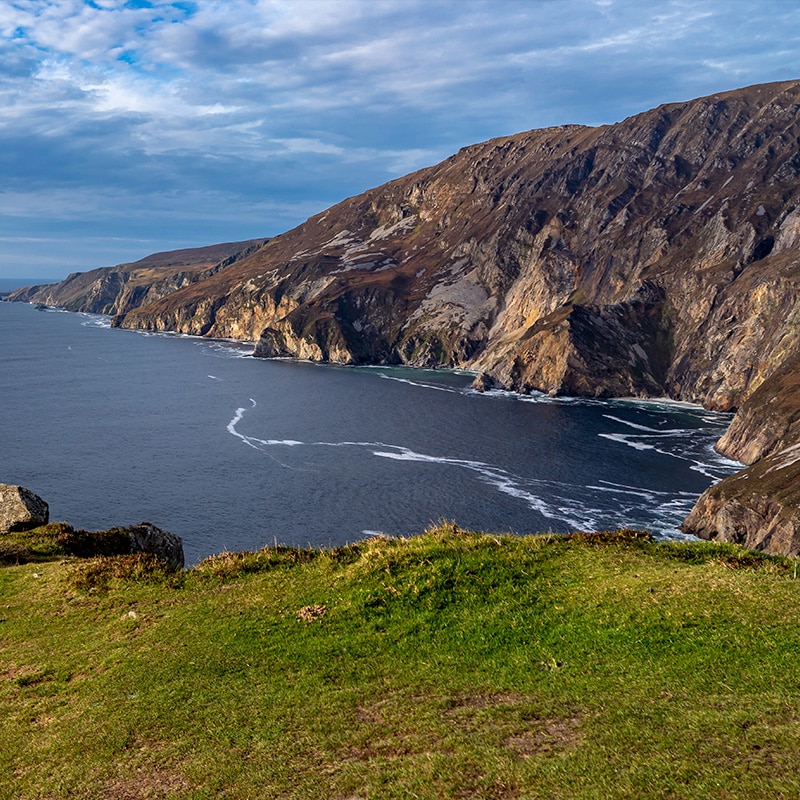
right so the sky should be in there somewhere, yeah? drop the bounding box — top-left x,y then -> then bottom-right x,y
1,0 -> 799,281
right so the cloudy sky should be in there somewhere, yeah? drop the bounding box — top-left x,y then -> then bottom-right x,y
1,0 -> 799,280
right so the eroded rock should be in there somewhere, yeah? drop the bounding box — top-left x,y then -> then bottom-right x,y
56,521 -> 185,569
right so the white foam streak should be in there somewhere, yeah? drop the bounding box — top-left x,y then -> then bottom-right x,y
600,429 -> 738,481
371,446 -> 589,528
598,433 -> 656,451
79,314 -> 111,328
587,484 -> 656,500
226,399 -> 261,450
225,393 -> 741,539
226,400 -> 594,529
602,414 -> 664,433
377,373 -> 458,393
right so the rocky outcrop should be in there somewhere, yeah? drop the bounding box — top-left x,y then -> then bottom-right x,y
472,283 -> 672,398
127,523 -> 184,570
682,444 -> 800,556
51,521 -> 185,569
0,485 -> 49,533
680,348 -> 800,555
714,350 -> 800,464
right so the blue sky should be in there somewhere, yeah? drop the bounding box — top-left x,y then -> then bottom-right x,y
1,0 -> 799,280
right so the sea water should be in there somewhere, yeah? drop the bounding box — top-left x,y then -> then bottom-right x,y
0,300 -> 741,564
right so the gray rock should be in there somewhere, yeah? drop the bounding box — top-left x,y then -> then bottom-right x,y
127,522 -> 185,570
0,484 -> 49,534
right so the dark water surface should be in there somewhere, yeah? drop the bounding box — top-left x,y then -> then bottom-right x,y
1,300 -> 741,564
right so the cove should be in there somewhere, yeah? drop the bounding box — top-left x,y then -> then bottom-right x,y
0,301 -> 741,565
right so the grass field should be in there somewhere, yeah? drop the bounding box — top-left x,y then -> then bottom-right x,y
1,524 -> 799,799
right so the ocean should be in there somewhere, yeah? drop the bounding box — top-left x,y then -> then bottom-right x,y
0,298 -> 741,565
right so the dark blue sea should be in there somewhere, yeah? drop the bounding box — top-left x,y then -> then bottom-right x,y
0,296 -> 741,565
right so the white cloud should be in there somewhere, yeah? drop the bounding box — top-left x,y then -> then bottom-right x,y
1,0 -> 800,276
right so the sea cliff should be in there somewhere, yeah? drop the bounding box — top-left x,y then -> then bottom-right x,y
11,79 -> 800,555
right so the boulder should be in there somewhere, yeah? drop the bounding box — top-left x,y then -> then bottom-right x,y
0,484 -> 49,534
128,522 -> 185,570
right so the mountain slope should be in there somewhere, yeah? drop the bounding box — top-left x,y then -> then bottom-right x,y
112,81 -> 800,411
8,240 -> 266,315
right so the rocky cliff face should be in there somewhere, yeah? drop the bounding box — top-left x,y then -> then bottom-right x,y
8,240 -> 266,315
682,444 -> 800,556
109,81 -> 800,409
11,80 -> 800,555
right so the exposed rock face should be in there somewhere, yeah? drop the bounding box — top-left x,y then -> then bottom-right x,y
475,282 -> 672,398
682,445 -> 800,556
101,80 -> 800,412
55,522 -> 185,569
714,350 -> 800,464
11,79 -> 800,555
0,485 -> 49,533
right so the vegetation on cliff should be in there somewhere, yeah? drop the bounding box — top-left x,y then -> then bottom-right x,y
2,524 -> 799,799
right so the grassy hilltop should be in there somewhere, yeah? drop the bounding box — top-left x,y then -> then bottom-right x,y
2,524 -> 800,799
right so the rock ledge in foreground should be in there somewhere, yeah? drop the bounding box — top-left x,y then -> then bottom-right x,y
128,522 -> 185,570
58,522 -> 185,570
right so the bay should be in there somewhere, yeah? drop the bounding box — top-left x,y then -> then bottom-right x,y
0,300 -> 741,565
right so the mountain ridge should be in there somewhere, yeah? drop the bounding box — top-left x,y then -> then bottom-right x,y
8,239 -> 267,316
9,79 -> 800,555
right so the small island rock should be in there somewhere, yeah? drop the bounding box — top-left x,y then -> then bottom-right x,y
471,372 -> 495,392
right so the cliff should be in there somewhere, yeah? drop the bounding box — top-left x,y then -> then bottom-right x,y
11,80 -> 800,555
4,526 -> 798,799
7,240 -> 266,315
682,444 -> 800,555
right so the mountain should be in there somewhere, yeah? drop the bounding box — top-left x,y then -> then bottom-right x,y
8,239 -> 266,315
10,80 -> 800,555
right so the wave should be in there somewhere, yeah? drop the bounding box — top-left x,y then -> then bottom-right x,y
224,399 -> 732,537
478,387 -> 606,406
602,414 -> 687,434
598,426 -> 740,481
377,373 -> 460,393
79,314 -> 111,328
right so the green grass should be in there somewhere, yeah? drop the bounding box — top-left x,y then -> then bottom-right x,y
1,524 -> 800,799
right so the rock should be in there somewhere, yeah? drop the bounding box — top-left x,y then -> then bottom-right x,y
54,522 -> 185,569
7,240 -> 265,315
253,327 -> 292,358
0,485 -> 49,534
127,523 -> 185,570
681,445 -> 800,556
481,284 -> 671,398
714,351 -> 800,464
471,372 -> 495,392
